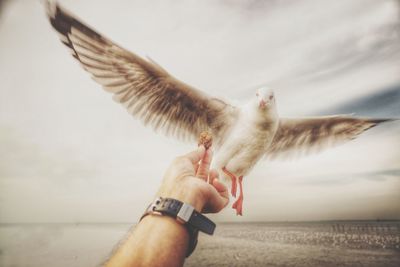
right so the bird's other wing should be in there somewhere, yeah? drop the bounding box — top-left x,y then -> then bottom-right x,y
46,2 -> 237,142
266,116 -> 392,159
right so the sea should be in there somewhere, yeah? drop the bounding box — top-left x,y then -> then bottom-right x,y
1,221 -> 399,267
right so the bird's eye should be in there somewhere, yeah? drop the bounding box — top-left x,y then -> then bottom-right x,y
269,95 -> 274,100
256,93 -> 259,97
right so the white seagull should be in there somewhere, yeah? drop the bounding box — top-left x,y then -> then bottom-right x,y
46,2 -> 393,215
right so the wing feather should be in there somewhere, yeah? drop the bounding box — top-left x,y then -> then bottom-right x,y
266,116 -> 391,159
46,2 -> 237,141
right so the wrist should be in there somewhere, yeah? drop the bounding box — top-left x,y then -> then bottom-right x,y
157,180 -> 206,212
141,197 -> 216,257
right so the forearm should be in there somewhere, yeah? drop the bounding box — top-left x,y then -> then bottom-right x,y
105,215 -> 189,267
104,147 -> 228,267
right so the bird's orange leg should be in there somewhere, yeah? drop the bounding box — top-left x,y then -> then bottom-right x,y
222,167 -> 237,198
232,176 -> 244,216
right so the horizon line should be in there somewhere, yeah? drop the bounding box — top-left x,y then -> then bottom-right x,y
1,219 -> 399,225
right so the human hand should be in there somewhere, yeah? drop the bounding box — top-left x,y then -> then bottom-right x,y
156,146 -> 229,213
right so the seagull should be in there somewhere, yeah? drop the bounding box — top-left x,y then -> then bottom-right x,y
46,2 -> 393,216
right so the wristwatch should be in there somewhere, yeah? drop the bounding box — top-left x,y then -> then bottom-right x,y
140,197 -> 216,257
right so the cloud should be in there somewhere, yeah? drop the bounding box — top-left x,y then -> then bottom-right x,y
292,2 -> 400,82
319,84 -> 400,117
294,169 -> 400,186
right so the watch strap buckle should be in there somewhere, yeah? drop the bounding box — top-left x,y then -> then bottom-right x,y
177,203 -> 194,223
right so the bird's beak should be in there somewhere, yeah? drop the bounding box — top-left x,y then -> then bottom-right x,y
259,99 -> 267,108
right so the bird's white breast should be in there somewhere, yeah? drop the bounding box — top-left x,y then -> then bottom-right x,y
213,105 -> 278,178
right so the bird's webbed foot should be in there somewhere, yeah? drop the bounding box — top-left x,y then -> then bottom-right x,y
222,167 -> 237,198
232,176 -> 244,216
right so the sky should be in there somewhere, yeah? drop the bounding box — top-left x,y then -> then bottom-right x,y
0,0 -> 399,223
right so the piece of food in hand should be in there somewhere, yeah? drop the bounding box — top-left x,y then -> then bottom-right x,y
198,131 -> 213,149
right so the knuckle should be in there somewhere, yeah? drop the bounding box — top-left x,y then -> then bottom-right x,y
196,170 -> 206,177
173,156 -> 183,164
172,157 -> 187,169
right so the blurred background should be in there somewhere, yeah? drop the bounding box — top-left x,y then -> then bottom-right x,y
1,1 -> 399,266
1,0 -> 399,224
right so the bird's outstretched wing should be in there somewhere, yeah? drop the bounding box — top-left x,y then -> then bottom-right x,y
266,116 -> 391,159
46,2 -> 236,141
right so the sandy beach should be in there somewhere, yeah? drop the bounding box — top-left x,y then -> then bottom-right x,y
186,222 -> 400,267
1,221 -> 399,267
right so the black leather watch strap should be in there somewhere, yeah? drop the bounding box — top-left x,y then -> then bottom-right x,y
140,197 -> 216,257
142,197 -> 216,234
188,211 -> 215,235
